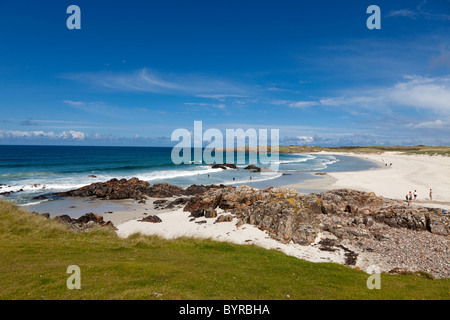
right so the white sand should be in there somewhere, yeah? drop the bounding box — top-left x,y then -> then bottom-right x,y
116,207 -> 382,273
319,152 -> 450,211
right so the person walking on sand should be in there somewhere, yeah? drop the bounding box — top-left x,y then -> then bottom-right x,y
430,189 -> 433,201
414,190 -> 417,200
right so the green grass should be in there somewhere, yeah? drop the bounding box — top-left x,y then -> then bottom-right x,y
0,201 -> 448,300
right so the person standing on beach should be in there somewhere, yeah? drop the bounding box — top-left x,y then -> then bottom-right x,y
409,191 -> 413,201
430,189 -> 433,201
414,190 -> 417,200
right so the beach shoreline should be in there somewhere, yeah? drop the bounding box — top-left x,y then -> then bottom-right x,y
284,151 -> 450,211
16,151 -> 450,278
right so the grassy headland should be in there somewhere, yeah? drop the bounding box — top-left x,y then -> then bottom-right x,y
279,145 -> 450,156
0,200 -> 448,300
217,145 -> 450,156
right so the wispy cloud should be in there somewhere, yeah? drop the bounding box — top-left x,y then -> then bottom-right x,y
19,118 -> 97,128
406,119 -> 447,129
63,100 -> 145,119
289,101 -> 320,108
184,102 -> 226,109
63,68 -> 250,99
386,2 -> 450,21
282,75 -> 450,115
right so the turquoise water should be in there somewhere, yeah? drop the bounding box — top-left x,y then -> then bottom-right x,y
0,145 -> 378,205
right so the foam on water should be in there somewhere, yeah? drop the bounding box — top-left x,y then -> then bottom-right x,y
0,146 -> 377,205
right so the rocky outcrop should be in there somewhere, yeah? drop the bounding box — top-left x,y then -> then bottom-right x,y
145,183 -> 185,198
211,163 -> 237,170
185,184 -> 232,195
45,178 -> 151,200
0,189 -> 24,196
214,214 -> 234,223
35,179 -> 232,201
244,165 -> 261,172
139,215 -> 162,223
53,212 -> 116,232
301,189 -> 449,236
182,185 -> 320,245
181,186 -> 449,247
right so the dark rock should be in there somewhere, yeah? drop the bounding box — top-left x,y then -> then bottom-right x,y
52,213 -> 116,232
184,193 -> 223,213
185,184 -> 223,195
214,215 -> 234,223
204,208 -> 217,218
244,165 -> 261,172
190,209 -> 205,218
212,164 -> 228,170
76,212 -> 104,224
54,215 -> 72,224
146,182 -> 185,198
50,178 -> 151,200
211,163 -> 237,170
172,197 -> 189,205
154,197 -> 189,210
140,215 -> 162,223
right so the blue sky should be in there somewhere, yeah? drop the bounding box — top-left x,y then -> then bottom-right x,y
1,0 -> 450,146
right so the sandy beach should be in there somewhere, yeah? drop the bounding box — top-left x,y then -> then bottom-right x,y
115,205 -> 382,273
284,152 -> 450,211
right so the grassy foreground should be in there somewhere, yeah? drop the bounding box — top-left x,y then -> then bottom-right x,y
0,201 -> 448,300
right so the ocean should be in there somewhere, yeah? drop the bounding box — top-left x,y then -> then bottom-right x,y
0,145 -> 378,206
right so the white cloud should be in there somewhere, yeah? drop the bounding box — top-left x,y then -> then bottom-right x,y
285,75 -> 450,115
386,6 -> 450,21
0,130 -> 86,140
406,119 -> 446,129
63,100 -> 86,106
184,102 -> 226,109
386,75 -> 450,113
289,101 -> 320,108
386,9 -> 418,19
296,136 -> 314,143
